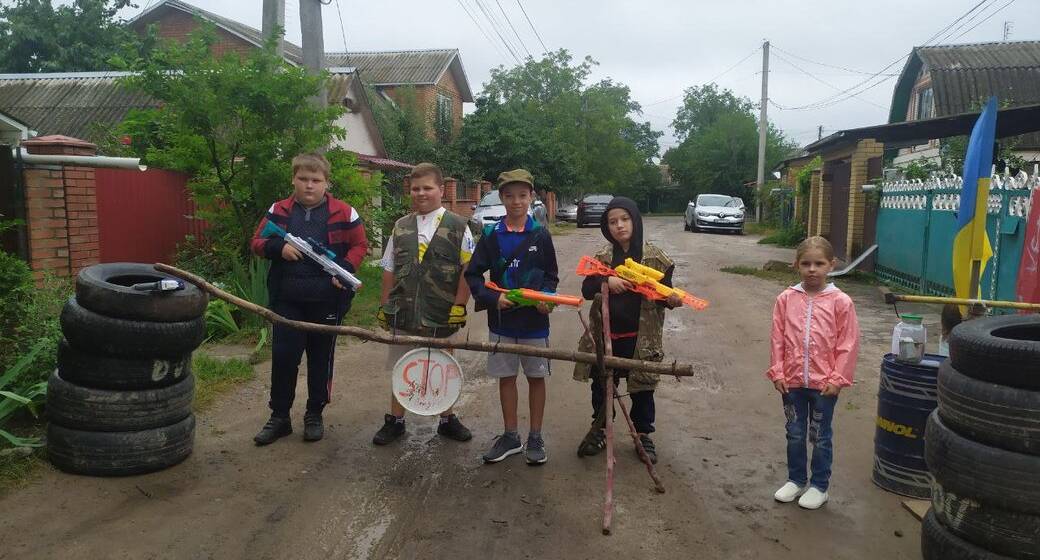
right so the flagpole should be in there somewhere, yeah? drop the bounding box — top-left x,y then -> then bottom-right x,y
969,260 -> 981,299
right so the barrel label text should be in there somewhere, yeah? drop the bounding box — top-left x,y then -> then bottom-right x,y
876,416 -> 918,439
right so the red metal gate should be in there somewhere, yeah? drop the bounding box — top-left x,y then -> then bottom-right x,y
95,168 -> 205,264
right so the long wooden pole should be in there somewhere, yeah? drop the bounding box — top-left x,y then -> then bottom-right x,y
617,396 -> 666,493
880,286 -> 1040,311
601,284 -> 615,536
155,264 -> 704,376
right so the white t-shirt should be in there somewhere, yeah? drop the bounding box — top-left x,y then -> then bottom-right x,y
380,207 -> 475,272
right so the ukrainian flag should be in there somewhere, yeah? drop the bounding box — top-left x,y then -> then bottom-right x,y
952,96 -> 998,300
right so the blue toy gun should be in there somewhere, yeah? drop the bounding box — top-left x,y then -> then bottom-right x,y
261,221 -> 363,291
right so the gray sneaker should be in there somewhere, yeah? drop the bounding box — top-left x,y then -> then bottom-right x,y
524,433 -> 548,465
482,432 -> 523,463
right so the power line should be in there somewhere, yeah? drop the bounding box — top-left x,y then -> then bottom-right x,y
333,0 -> 348,53
455,0 -> 512,63
948,0 -> 1016,43
770,45 -> 897,77
494,0 -> 532,59
770,50 -> 888,110
472,0 -> 523,64
776,0 -> 994,111
643,45 -> 761,107
515,0 -> 549,54
932,0 -> 1001,43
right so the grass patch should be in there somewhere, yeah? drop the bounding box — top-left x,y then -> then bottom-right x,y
743,222 -> 776,236
0,451 -> 43,496
193,353 -> 256,411
342,261 -> 385,329
758,225 -> 806,248
549,221 -> 576,236
721,266 -> 797,284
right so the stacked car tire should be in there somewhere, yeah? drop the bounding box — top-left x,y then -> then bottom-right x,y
922,314 -> 1040,560
48,263 -> 208,477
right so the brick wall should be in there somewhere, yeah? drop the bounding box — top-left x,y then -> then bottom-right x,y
846,139 -> 884,259
133,8 -> 258,59
21,136 -> 100,282
815,169 -> 831,238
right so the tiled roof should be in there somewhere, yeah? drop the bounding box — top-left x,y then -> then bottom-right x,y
0,72 -> 154,141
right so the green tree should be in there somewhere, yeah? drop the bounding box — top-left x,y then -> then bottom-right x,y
671,83 -> 755,142
0,0 -> 143,73
112,25 -> 381,258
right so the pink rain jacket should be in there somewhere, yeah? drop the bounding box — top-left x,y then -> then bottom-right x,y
767,283 -> 860,390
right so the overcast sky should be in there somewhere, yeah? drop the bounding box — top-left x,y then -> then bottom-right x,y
122,0 -> 1038,152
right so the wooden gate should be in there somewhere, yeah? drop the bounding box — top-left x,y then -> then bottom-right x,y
95,168 -> 205,264
825,159 -> 851,261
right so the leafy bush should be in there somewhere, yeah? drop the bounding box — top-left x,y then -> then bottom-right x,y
758,223 -> 807,248
0,340 -> 49,448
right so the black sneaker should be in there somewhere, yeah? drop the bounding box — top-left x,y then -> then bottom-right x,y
577,428 -> 606,457
303,412 -> 324,442
254,416 -> 292,446
436,414 -> 472,442
638,434 -> 658,465
373,414 -> 405,445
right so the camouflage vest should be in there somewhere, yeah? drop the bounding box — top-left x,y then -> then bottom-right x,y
383,210 -> 467,336
573,243 -> 673,393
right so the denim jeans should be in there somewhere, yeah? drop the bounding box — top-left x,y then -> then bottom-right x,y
782,388 -> 838,492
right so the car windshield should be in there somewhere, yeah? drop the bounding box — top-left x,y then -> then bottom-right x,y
478,191 -> 501,207
697,195 -> 734,207
584,195 -> 613,203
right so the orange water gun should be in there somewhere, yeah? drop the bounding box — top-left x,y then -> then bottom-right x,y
575,256 -> 709,310
484,281 -> 583,308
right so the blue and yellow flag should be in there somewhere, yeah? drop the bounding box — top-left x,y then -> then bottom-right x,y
952,96 -> 998,300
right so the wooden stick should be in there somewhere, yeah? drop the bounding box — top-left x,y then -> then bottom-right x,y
879,286 -> 1040,311
616,395 -> 666,493
155,264 -> 704,376
600,284 -> 615,536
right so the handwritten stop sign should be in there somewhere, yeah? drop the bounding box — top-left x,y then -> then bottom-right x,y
392,348 -> 464,416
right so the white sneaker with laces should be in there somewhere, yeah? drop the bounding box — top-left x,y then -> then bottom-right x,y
773,482 -> 804,503
798,487 -> 829,509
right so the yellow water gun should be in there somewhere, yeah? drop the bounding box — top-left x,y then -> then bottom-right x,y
615,258 -> 709,310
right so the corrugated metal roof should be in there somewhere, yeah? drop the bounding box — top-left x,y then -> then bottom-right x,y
917,41 -> 1040,116
0,73 -> 156,140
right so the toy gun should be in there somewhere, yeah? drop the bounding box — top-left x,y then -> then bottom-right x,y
261,221 -> 363,291
484,281 -> 583,309
575,256 -> 709,310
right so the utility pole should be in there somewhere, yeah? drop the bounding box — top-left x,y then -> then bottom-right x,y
818,125 -> 823,141
755,40 -> 769,223
262,0 -> 285,57
300,0 -> 327,108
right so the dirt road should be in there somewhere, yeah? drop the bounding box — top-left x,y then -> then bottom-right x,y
0,217 -> 921,559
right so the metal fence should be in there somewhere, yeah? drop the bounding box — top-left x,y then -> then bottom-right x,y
875,169 -> 1037,302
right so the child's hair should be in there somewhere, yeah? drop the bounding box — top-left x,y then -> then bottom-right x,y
291,152 -> 331,180
941,303 -> 963,336
409,162 -> 444,185
795,236 -> 835,261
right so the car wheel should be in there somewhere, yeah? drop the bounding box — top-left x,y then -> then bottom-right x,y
937,361 -> 1040,455
48,414 -> 195,477
949,314 -> 1040,390
932,481 -> 1040,559
58,338 -> 192,390
76,263 -> 208,322
922,509 -> 1013,560
61,297 -> 207,359
47,370 -> 195,432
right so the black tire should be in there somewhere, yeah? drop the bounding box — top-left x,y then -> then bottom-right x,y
932,480 -> 1040,560
949,314 -> 1040,390
61,297 -> 206,359
926,411 -> 1040,515
47,414 -> 195,477
922,509 -> 1015,560
47,370 -> 194,432
57,338 -> 191,390
75,263 -> 208,322
938,361 -> 1040,456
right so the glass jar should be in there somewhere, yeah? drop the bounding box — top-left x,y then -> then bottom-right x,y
892,314 -> 927,364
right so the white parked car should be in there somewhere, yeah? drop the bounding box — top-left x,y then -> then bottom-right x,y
684,194 -> 745,234
472,190 -> 547,229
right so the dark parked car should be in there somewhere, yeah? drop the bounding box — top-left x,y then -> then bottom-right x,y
577,194 -> 614,227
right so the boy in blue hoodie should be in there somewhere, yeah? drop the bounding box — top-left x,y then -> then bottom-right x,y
466,169 -> 559,465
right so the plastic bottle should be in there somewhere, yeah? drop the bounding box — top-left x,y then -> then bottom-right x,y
891,314 -> 926,364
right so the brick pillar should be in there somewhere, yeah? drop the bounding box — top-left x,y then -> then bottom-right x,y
807,169 -> 821,236
480,180 -> 492,195
443,177 -> 457,213
816,168 -> 831,238
21,135 -> 100,282
789,165 -> 804,223
847,139 -> 884,259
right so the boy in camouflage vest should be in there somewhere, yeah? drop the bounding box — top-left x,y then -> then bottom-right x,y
372,163 -> 475,445
573,197 -> 681,464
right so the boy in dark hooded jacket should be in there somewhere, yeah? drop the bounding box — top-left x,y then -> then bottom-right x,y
572,197 -> 681,464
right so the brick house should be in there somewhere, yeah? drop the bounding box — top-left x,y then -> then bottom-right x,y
889,41 -> 1040,167
130,0 -> 474,140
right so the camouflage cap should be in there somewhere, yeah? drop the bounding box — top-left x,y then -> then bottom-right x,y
497,169 -> 535,190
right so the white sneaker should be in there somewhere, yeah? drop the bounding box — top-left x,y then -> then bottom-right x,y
798,487 -> 829,509
773,482 -> 804,503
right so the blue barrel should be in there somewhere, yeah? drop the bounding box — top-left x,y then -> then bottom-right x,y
872,354 -> 943,498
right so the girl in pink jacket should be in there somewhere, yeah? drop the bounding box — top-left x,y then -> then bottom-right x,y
768,236 -> 860,510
